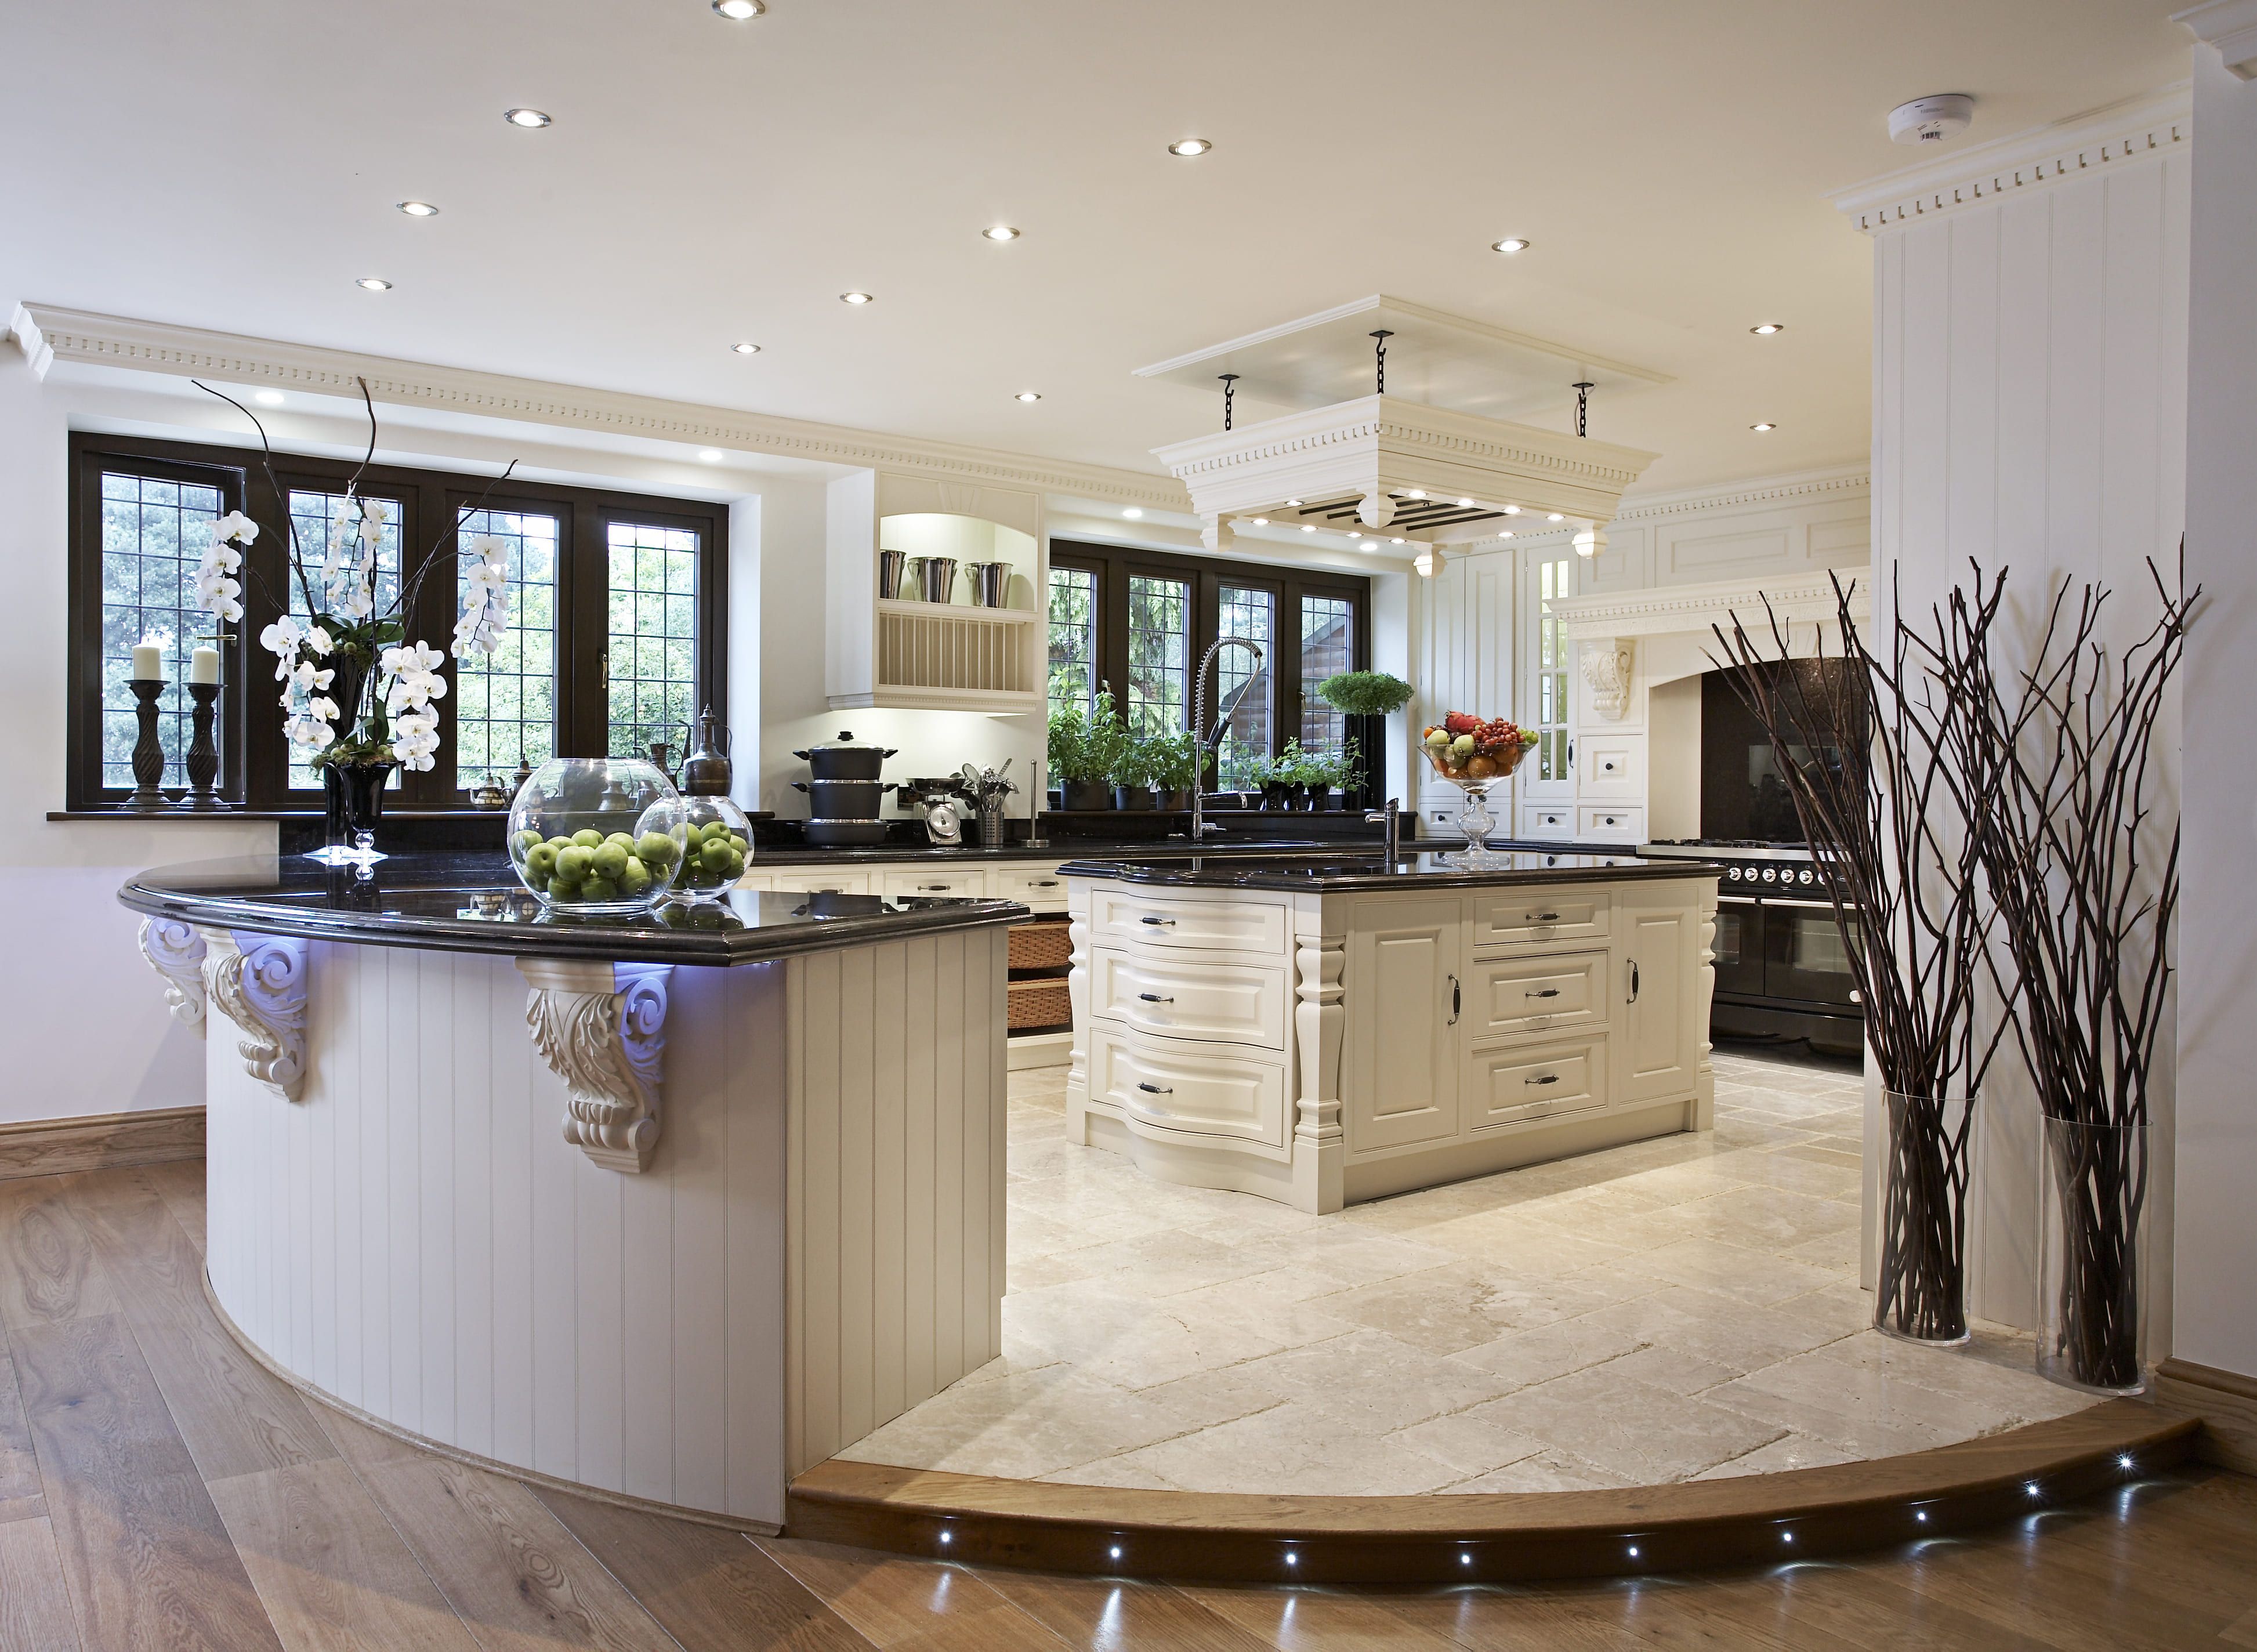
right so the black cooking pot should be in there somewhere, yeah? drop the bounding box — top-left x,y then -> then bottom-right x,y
793,778 -> 888,818
792,730 -> 894,782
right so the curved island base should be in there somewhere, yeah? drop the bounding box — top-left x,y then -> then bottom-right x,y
126,856 -> 1020,1532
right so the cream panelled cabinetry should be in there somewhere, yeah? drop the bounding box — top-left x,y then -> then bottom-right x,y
1066,871 -> 1716,1213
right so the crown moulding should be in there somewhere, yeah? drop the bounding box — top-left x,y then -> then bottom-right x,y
1548,568 -> 1871,643
2176,0 -> 2257,79
6,303 -> 1188,510
1831,85 -> 2191,235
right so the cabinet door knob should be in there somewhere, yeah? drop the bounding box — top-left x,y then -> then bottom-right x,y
1525,1074 -> 1560,1086
1524,987 -> 1561,999
1137,992 -> 1174,1003
1136,1081 -> 1173,1095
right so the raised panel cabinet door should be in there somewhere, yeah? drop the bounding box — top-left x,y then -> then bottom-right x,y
1343,897 -> 1462,1151
1619,889 -> 1699,1103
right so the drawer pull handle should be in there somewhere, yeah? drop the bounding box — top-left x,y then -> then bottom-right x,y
1628,960 -> 1641,1003
1527,911 -> 1560,923
1448,974 -> 1460,1025
1030,879 -> 1059,887
920,883 -> 952,891
1524,987 -> 1561,999
1136,1081 -> 1173,1095
1137,992 -> 1174,1003
1526,1074 -> 1560,1086
1140,915 -> 1176,926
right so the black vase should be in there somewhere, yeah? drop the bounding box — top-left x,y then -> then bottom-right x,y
323,760 -> 397,853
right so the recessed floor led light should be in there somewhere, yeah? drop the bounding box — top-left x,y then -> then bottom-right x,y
984,224 -> 1020,241
356,277 -> 392,291
253,390 -> 285,407
1283,1551 -> 1297,1566
1491,237 -> 1531,254
1122,508 -> 1142,519
1169,137 -> 1212,157
937,1530 -> 952,1546
698,450 -> 724,463
731,342 -> 761,355
396,200 -> 439,218
2119,1454 -> 2135,1469
1016,392 -> 1042,402
1108,1545 -> 1123,1560
504,107 -> 551,128
1459,1552 -> 1472,1566
712,0 -> 764,16
1628,1545 -> 1640,1558
1782,1531 -> 1794,1544
1751,421 -> 1777,432
1751,322 -> 1784,335
841,291 -> 874,305
1916,1510 -> 1929,1522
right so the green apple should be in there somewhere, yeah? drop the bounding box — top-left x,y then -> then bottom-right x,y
570,828 -> 604,849
637,830 -> 678,865
725,851 -> 745,880
581,875 -> 618,901
605,831 -> 636,849
515,828 -> 543,851
547,878 -> 577,901
727,834 -> 748,853
700,837 -> 734,873
592,842 -> 629,879
620,857 -> 651,894
526,843 -> 559,877
556,845 -> 593,881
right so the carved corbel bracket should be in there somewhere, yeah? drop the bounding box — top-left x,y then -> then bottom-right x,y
203,930 -> 309,1099
519,958 -> 673,1173
1579,636 -> 1633,721
139,918 -> 208,1037
1200,515 -> 1235,554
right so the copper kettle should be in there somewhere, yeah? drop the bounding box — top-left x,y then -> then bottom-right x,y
678,707 -> 733,796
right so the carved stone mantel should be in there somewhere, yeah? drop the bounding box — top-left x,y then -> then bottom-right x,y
139,918 -> 208,1037
202,930 -> 310,1099
519,958 -> 674,1173
1579,637 -> 1633,721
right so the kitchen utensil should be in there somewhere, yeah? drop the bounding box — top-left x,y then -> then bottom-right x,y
919,556 -> 959,603
792,730 -> 895,782
878,548 -> 910,601
897,776 -> 969,846
679,706 -> 734,795
965,561 -> 1009,606
956,759 -> 1018,847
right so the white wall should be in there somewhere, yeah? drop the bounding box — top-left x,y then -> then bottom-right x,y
2173,48 -> 2257,1383
1863,102 -> 2191,1333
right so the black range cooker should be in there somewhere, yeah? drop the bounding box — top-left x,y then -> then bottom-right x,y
1639,839 -> 1864,1059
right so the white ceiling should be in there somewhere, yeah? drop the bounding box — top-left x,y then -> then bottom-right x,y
1,0 -> 2190,494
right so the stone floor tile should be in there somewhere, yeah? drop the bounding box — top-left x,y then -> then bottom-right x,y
1466,1368 -> 1787,1482
1445,1315 -> 1649,1390
1102,1401 -> 1470,1495
1584,1237 -> 1845,1306
1442,1450 -> 1635,1492
1690,1433 -> 1861,1479
1387,1412 -> 1549,1477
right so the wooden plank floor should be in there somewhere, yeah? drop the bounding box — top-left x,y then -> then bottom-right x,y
0,1161 -> 2250,1651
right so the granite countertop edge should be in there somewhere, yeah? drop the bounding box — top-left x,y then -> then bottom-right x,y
1053,856 -> 1719,892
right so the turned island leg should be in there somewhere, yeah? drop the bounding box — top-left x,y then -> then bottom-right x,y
1291,911 -> 1346,1215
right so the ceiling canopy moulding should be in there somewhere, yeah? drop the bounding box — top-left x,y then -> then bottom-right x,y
2176,0 -> 2257,78
1607,462 -> 1869,524
1829,85 -> 2190,235
1547,567 -> 1872,643
7,304 -> 1186,511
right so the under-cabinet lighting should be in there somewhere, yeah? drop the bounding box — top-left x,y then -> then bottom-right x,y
396,200 -> 439,217
1109,1544 -> 1123,1560
1751,422 -> 1776,432
937,1528 -> 952,1545
1283,1550 -> 1297,1566
731,342 -> 761,354
2118,1454 -> 2134,1469
504,107 -> 551,128
1751,322 -> 1784,335
1915,1510 -> 1929,1522
2026,1481 -> 2042,1498
1016,392 -> 1042,402
356,277 -> 392,291
984,224 -> 1020,241
1169,137 -> 1212,157
713,0 -> 765,16
1781,1530 -> 1794,1544
1459,1551 -> 1472,1566
253,390 -> 285,407
840,291 -> 874,305
1492,237 -> 1531,253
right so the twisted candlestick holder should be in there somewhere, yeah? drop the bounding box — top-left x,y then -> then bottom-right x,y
126,679 -> 169,809
184,680 -> 222,809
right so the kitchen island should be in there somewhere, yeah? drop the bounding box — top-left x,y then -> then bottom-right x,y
121,853 -> 1023,1532
1062,850 -> 1719,1213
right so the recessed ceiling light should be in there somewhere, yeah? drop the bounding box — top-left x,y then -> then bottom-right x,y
1491,237 -> 1531,254
1015,391 -> 1042,403
1499,530 -> 1515,539
1751,322 -> 1784,335
1751,421 -> 1776,432
1250,517 -> 1269,526
1284,498 -> 1302,507
983,224 -> 1020,242
1300,524 -> 1317,533
503,107 -> 551,128
840,291 -> 874,305
1348,531 -> 1363,539
1168,137 -> 1212,157
712,0 -> 763,16
1547,512 -> 1564,521
253,390 -> 285,407
1405,489 -> 1426,499
396,200 -> 439,218
731,341 -> 760,355
1502,504 -> 1521,515
1455,498 -> 1474,508
1122,508 -> 1142,519
698,449 -> 724,463
356,277 -> 392,291
1391,537 -> 1405,545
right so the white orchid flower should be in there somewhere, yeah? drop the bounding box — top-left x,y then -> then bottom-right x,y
260,615 -> 302,654
308,695 -> 341,723
213,510 -> 260,546
304,626 -> 332,656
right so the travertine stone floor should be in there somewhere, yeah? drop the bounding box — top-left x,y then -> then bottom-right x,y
835,1049 -> 2092,1495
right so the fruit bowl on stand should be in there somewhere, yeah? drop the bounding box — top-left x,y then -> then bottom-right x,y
1421,713 -> 1538,863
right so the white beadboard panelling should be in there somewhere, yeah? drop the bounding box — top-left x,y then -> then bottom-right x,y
206,930 -> 1008,1527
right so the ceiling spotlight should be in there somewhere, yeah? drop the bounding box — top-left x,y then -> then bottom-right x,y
1391,537 -> 1405,545
1502,504 -> 1521,515
503,107 -> 551,128
1491,237 -> 1531,254
1122,508 -> 1142,519
1284,498 -> 1302,506
983,224 -> 1020,242
1751,322 -> 1784,335
253,390 -> 285,406
698,449 -> 724,463
731,341 -> 761,355
1405,489 -> 1426,499
1015,391 -> 1042,402
396,200 -> 439,218
1250,517 -> 1269,526
1348,531 -> 1363,539
1168,137 -> 1212,157
1499,530 -> 1514,539
1455,497 -> 1474,508
712,0 -> 764,15
841,291 -> 874,305
356,277 -> 392,291
1751,421 -> 1776,432
1300,524 -> 1317,533
1546,512 -> 1564,521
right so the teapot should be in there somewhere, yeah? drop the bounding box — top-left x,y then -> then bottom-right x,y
679,706 -> 733,796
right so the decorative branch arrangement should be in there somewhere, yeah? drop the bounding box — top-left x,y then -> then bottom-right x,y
1919,560 -> 2190,1390
1712,575 -> 2001,1343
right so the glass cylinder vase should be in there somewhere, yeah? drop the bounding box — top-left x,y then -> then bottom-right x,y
313,760 -> 396,865
1873,1091 -> 1975,1346
2038,1116 -> 2149,1395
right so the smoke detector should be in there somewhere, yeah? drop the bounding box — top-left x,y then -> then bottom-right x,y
1889,93 -> 1975,146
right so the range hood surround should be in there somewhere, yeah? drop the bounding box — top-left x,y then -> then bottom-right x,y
1152,393 -> 1658,555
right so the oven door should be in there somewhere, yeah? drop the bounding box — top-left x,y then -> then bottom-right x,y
1712,895 -> 1765,999
1760,897 -> 1861,1009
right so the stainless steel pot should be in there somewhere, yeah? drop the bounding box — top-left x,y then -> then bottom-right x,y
918,556 -> 959,603
965,561 -> 1009,606
791,730 -> 895,782
878,548 -> 910,601
792,778 -> 888,817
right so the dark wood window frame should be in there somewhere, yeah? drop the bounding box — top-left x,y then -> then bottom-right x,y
1048,539 -> 1375,802
67,432 -> 728,812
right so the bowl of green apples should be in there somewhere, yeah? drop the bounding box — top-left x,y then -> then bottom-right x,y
668,795 -> 753,903
507,758 -> 687,915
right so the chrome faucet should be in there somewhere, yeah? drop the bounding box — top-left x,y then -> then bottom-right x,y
1365,796 -> 1403,863
1190,636 -> 1265,840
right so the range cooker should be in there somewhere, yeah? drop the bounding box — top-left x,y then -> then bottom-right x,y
1638,839 -> 1864,1059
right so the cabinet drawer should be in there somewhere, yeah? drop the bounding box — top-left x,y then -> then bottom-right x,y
1521,805 -> 1574,840
1468,1037 -> 1608,1131
881,868 -> 988,899
1091,948 -> 1288,1050
1579,737 -> 1640,793
1089,1024 -> 1288,1149
768,870 -> 871,895
992,865 -> 1070,910
1578,805 -> 1643,842
1089,887 -> 1289,957
1465,948 -> 1608,1038
1469,889 -> 1611,950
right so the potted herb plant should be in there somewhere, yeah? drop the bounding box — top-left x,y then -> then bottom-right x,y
1047,702 -> 1113,811
1305,739 -> 1362,809
1270,740 -> 1318,809
1146,730 -> 1200,812
1314,671 -> 1414,719
1111,730 -> 1158,810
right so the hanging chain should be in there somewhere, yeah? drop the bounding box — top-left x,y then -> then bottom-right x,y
1572,380 -> 1594,439
1370,329 -> 1393,394
1218,372 -> 1238,432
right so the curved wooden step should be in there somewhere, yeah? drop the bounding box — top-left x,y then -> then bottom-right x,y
787,1400 -> 2195,1583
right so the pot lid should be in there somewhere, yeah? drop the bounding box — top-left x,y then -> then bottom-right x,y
803,729 -> 883,752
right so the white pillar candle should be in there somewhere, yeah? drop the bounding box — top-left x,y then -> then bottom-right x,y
132,640 -> 166,680
189,646 -> 220,685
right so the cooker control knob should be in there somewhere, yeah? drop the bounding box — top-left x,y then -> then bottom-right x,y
1761,867 -> 1777,883
1799,868 -> 1815,885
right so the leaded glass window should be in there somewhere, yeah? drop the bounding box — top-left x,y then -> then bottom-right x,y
1047,565 -> 1097,719
1299,592 -> 1354,756
1124,574 -> 1190,737
607,520 -> 701,758
455,509 -> 559,786
97,472 -> 223,791
1213,584 -> 1274,791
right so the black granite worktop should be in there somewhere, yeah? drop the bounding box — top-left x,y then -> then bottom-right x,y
119,853 -> 1026,967
1056,849 -> 1719,893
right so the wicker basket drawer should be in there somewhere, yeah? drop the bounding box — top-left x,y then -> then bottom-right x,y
1008,919 -> 1073,971
1007,977 -> 1074,1030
